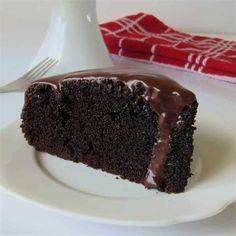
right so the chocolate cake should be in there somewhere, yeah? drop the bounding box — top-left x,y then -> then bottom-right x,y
21,68 -> 198,193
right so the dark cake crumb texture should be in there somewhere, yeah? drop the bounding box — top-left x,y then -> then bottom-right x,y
21,69 -> 197,193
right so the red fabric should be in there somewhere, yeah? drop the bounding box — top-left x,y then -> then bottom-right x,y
100,13 -> 236,82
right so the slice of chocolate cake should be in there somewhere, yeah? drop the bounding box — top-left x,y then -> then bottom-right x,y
21,68 -> 198,193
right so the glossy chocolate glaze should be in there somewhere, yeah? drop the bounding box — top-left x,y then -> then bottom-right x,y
33,68 -> 196,189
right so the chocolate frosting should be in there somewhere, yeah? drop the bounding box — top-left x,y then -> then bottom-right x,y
33,68 -> 196,188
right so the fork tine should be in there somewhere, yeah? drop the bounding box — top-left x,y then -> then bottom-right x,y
29,59 -> 58,81
23,58 -> 50,78
0,58 -> 58,93
24,58 -> 54,80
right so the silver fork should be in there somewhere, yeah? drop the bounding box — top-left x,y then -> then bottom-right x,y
0,57 -> 58,93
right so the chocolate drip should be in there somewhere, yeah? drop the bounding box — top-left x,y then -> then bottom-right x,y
33,68 -> 196,188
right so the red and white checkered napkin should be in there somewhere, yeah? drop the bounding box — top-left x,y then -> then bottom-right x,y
100,13 -> 236,83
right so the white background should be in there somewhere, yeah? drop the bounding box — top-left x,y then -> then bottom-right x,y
1,0 -> 236,34
0,0 -> 236,235
97,0 -> 236,34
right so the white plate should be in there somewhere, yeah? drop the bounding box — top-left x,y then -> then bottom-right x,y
0,113 -> 235,226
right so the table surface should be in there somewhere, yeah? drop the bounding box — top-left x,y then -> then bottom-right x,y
0,1 -> 236,235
